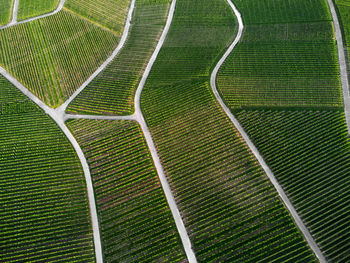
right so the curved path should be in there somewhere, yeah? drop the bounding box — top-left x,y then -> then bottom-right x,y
327,0 -> 350,134
133,0 -> 197,261
0,0 -> 66,30
210,0 -> 326,262
0,67 -> 103,263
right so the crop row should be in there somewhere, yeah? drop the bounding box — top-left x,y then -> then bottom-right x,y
67,0 -> 171,115
217,25 -> 342,109
64,0 -> 131,34
0,77 -> 95,262
67,119 -> 186,262
140,0 -> 317,261
0,4 -> 127,107
17,0 -> 59,21
235,109 -> 350,261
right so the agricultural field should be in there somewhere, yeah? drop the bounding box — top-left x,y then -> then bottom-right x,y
0,0 -> 13,25
0,0 -> 131,107
234,109 -> 350,261
140,0 -> 317,261
216,0 -> 350,261
0,76 -> 95,261
65,0 -> 131,34
67,0 -> 171,115
17,0 -> 59,21
67,119 -> 186,262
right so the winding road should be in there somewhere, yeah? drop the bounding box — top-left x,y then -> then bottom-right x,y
2,0 -> 349,261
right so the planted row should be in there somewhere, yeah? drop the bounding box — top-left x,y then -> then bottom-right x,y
67,0 -> 171,115
140,0 -> 317,261
67,119 -> 186,262
0,76 -> 95,262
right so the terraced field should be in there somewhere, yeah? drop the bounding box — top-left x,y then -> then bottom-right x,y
0,76 -> 95,262
17,0 -> 59,21
67,119 -> 186,262
67,0 -> 171,115
140,0 -> 317,261
0,0 -> 13,25
0,0 -> 130,107
216,0 -> 350,261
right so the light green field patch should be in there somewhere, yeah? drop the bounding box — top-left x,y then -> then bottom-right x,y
0,0 -> 13,25
17,0 -> 59,20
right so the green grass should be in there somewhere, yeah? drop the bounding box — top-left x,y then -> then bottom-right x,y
0,76 -> 95,262
67,119 -> 186,262
0,0 -> 13,25
64,0 -> 131,34
17,0 -> 59,21
67,0 -> 171,115
0,9 -> 121,107
140,0 -> 317,261
235,109 -> 350,261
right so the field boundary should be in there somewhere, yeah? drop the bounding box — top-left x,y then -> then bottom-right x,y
210,0 -> 327,262
0,0 -> 66,30
133,0 -> 197,261
327,0 -> 350,134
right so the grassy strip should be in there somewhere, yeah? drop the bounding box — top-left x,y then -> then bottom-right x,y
17,0 -> 59,21
0,0 -> 13,25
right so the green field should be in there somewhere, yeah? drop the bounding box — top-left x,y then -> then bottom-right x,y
234,109 -> 350,261
18,0 -> 59,21
0,9 -> 121,107
65,0 -> 131,34
0,76 -> 95,261
216,0 -> 350,261
67,119 -> 186,262
140,0 -> 317,261
0,0 -> 13,25
67,0 -> 171,115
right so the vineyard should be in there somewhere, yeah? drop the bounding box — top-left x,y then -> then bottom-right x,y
65,0 -> 130,34
0,0 -> 131,107
216,0 -> 350,261
140,0 -> 317,261
67,0 -> 171,115
17,0 -> 59,21
0,76 -> 95,262
67,119 -> 186,262
0,0 -> 12,25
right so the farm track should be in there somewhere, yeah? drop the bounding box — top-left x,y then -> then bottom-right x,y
0,0 -> 65,30
327,0 -> 350,134
0,0 -> 196,261
211,0 -> 326,262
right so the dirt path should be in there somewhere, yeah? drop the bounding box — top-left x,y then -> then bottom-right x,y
210,0 -> 326,262
10,0 -> 19,24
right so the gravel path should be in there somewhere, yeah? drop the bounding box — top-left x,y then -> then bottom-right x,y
210,0 -> 326,262
10,0 -> 19,24
0,66 -> 103,263
0,0 -> 66,30
327,0 -> 350,134
133,0 -> 197,262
